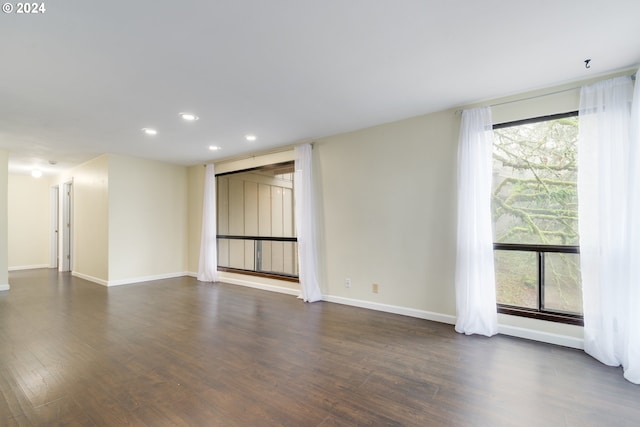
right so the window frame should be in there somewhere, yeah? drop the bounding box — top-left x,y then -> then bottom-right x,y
216,161 -> 299,282
492,111 -> 583,326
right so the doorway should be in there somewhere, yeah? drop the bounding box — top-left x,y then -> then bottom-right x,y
61,181 -> 73,272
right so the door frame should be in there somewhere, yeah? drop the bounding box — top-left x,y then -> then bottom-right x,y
60,180 -> 73,272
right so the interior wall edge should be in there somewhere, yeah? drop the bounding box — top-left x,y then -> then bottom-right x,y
71,271 -> 108,286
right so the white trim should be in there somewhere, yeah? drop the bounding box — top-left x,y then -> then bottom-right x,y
498,324 -> 584,349
72,271 -> 108,286
8,264 -> 50,271
322,295 -> 583,349
323,295 -> 457,324
107,271 -> 189,287
219,277 -> 300,297
0,284 -> 10,291
72,271 -> 190,287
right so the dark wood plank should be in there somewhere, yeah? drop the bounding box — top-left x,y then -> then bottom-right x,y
1,268 -> 640,426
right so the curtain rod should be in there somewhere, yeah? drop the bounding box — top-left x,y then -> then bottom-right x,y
456,73 -> 636,115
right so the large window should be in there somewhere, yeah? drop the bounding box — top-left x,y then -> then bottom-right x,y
492,112 -> 583,324
216,162 -> 299,281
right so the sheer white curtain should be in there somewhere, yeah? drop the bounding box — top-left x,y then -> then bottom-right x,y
197,163 -> 218,282
579,75 -> 640,384
455,107 -> 498,337
294,144 -> 323,302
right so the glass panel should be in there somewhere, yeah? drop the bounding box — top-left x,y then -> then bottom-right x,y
215,161 -> 299,279
492,115 -> 579,245
257,240 -> 298,277
544,253 -> 582,314
495,250 -> 537,309
217,238 -> 298,278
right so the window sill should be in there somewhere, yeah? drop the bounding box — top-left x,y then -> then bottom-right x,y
498,305 -> 584,326
217,267 -> 300,283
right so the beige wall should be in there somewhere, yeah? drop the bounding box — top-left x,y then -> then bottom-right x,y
65,154 -> 110,282
108,154 -> 188,283
187,76 -> 626,343
313,85 -> 591,340
13,72 -> 630,340
187,165 -> 205,274
52,153 -> 189,285
7,174 -> 51,269
316,109 -> 459,312
0,150 -> 8,289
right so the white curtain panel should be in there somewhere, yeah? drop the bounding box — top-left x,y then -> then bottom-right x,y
579,75 -> 640,384
626,73 -> 640,383
197,163 -> 218,282
294,144 -> 323,302
454,107 -> 498,337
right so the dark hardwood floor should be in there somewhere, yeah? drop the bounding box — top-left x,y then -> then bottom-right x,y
1,269 -> 639,426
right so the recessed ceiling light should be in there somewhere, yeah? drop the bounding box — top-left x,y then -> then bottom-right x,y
31,169 -> 43,178
209,145 -> 221,151
142,128 -> 158,136
245,134 -> 257,141
179,112 -> 199,121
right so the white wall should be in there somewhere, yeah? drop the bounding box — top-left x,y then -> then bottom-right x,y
108,154 -> 188,284
0,150 -> 9,290
7,174 -> 51,270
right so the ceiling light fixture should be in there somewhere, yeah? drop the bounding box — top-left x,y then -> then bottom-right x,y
209,145 -> 221,151
142,128 -> 158,136
179,112 -> 199,121
31,169 -> 43,178
245,134 -> 257,141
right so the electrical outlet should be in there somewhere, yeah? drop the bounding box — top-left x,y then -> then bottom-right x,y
372,283 -> 379,293
345,278 -> 351,288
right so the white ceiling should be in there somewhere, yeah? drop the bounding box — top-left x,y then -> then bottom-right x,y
2,0 -> 640,175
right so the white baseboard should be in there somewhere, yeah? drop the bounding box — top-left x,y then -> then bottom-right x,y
498,324 -> 584,349
72,271 -> 108,286
0,284 -> 10,291
323,295 -> 457,325
8,264 -> 49,271
322,295 -> 583,350
72,271 -> 190,287
107,271 -> 190,287
220,277 -> 300,297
